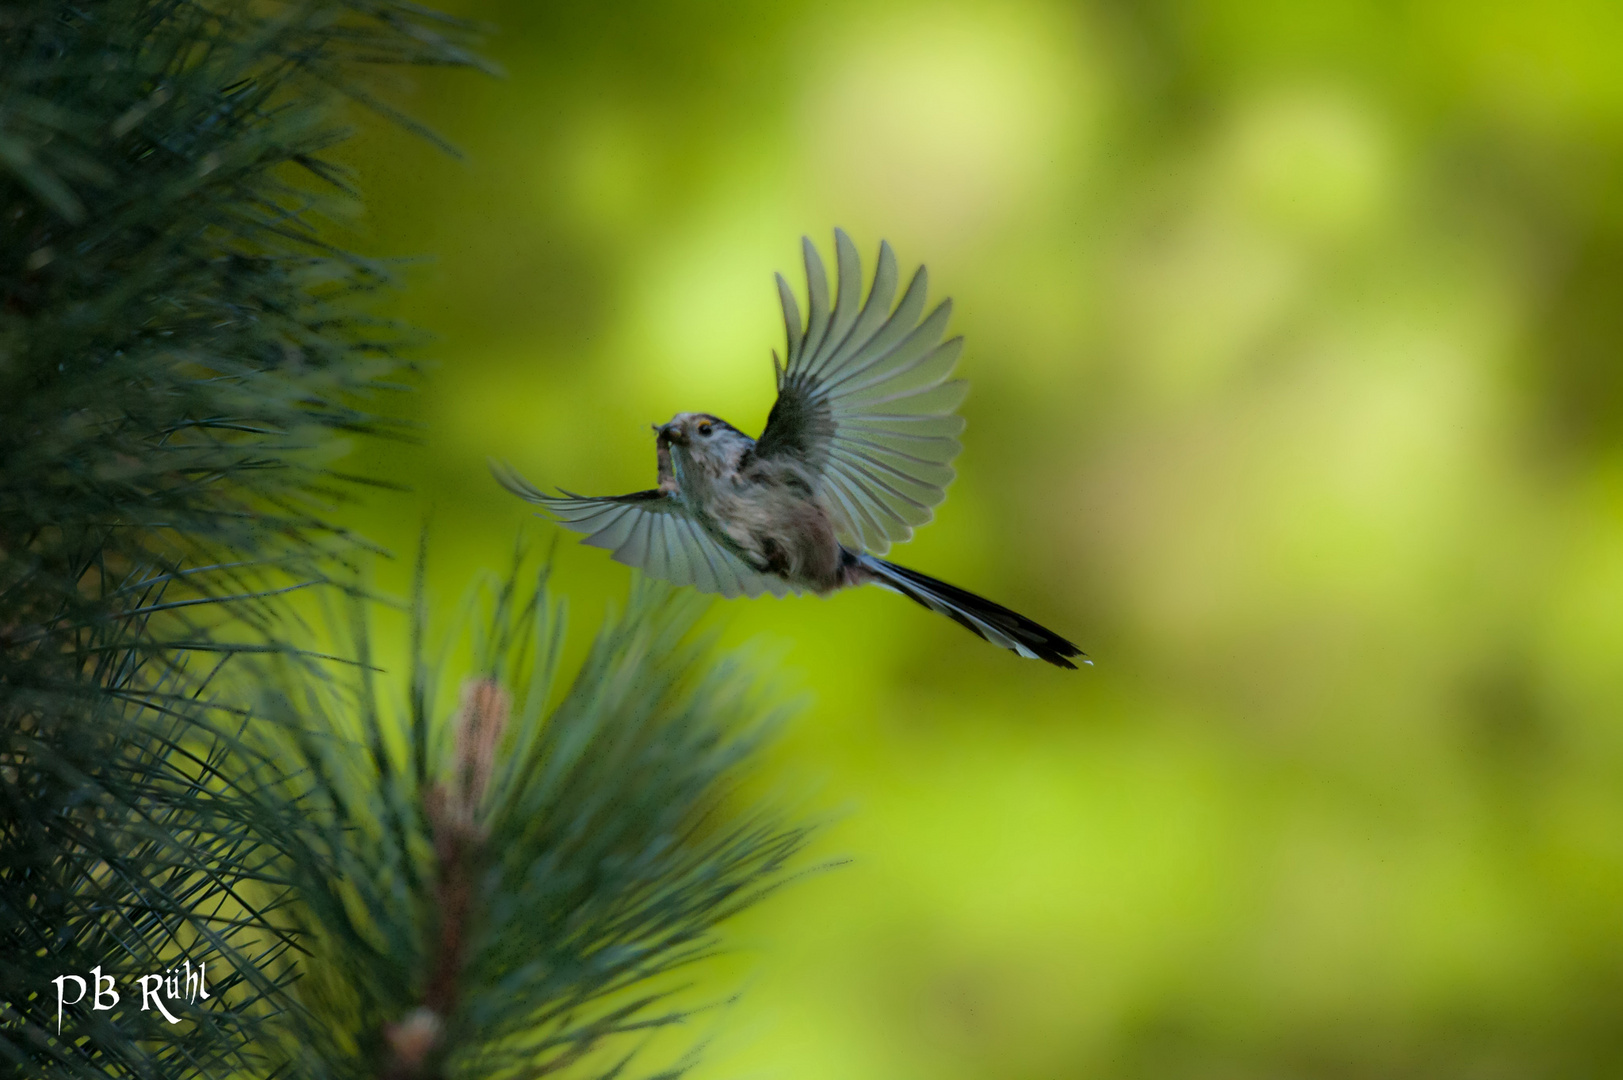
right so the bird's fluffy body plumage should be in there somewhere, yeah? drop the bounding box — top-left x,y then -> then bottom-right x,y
658,411 -> 844,591
494,231 -> 1084,668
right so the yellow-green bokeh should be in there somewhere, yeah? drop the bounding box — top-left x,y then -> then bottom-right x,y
331,0 -> 1623,1075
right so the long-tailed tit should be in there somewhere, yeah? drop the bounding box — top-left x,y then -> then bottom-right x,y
494,230 -> 1084,668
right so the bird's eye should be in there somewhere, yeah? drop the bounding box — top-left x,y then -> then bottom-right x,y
697,422 -> 713,437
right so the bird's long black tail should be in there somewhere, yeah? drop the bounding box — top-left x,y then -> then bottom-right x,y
853,553 -> 1086,669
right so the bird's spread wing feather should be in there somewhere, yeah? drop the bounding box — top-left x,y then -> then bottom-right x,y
754,230 -> 965,554
491,462 -> 793,599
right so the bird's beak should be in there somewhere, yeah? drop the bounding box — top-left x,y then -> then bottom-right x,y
657,422 -> 687,446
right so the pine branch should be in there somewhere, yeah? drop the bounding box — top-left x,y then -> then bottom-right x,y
252,559 -> 815,1080
2,3 -> 485,1076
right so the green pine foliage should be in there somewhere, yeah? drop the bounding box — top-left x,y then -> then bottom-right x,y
1,0 -> 485,621
1,2 -> 484,1075
257,560 -> 812,1080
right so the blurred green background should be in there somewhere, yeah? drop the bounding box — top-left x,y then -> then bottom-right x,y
330,0 -> 1623,1076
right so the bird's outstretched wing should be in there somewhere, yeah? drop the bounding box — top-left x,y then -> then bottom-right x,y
491,462 -> 793,599
753,230 -> 966,555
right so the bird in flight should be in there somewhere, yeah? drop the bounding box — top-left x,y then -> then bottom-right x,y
493,230 -> 1084,668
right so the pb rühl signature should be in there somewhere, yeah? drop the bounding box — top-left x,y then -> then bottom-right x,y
52,960 -> 212,1031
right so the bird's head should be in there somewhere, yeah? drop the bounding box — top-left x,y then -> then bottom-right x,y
656,412 -> 753,478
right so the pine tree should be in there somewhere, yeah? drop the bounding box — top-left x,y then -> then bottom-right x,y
1,4 -> 810,1077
